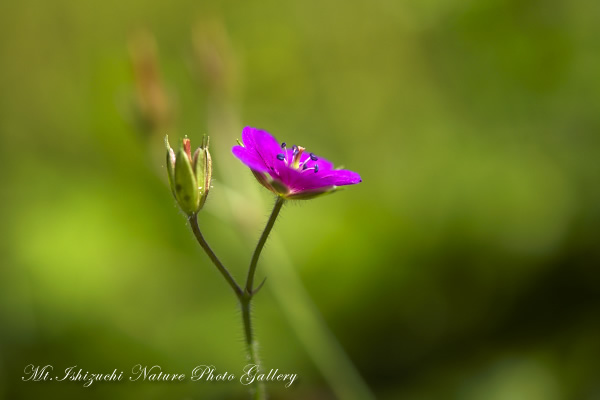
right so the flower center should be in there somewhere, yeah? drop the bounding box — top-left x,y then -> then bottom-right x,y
277,142 -> 319,173
291,145 -> 304,168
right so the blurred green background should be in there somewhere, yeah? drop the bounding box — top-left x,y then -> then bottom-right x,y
1,0 -> 599,399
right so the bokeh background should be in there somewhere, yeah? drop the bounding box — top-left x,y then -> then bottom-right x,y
1,0 -> 599,399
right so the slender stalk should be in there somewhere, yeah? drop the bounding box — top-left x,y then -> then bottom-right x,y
241,299 -> 265,399
245,196 -> 285,294
190,208 -> 285,400
188,213 -> 243,298
237,196 -> 284,400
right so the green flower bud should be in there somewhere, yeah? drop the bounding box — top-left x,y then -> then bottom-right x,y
193,135 -> 212,210
165,135 -> 212,216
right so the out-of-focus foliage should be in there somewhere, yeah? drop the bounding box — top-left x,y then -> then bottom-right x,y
0,0 -> 599,399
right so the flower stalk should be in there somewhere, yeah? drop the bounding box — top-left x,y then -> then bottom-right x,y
188,212 -> 268,400
238,196 -> 285,399
188,214 -> 242,298
241,300 -> 265,400
185,193 -> 285,400
245,196 -> 285,295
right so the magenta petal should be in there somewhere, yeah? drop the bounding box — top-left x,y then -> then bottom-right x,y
322,169 -> 362,186
232,145 -> 270,172
283,168 -> 361,194
242,127 -> 282,169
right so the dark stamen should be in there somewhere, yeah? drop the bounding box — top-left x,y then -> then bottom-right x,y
310,153 -> 318,161
314,164 -> 319,173
281,142 -> 286,148
292,145 -> 299,156
303,163 -> 308,170
276,153 -> 285,161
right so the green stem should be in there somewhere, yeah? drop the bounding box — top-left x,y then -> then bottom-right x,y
241,299 -> 266,399
190,205 -> 286,400
245,196 -> 285,294
237,196 -> 285,400
188,213 -> 243,298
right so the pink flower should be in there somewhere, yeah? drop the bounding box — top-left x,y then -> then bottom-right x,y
232,127 -> 361,199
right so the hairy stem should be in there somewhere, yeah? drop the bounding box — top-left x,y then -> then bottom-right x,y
189,210 -> 278,400
238,196 -> 284,400
188,214 -> 243,298
241,299 -> 266,399
188,197 -> 284,400
245,196 -> 285,294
